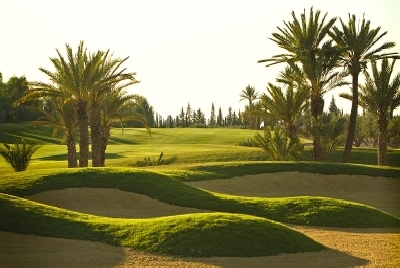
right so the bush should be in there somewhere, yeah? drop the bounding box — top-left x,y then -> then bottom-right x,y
254,125 -> 304,161
388,117 -> 400,149
135,152 -> 177,167
0,140 -> 41,172
237,137 -> 260,147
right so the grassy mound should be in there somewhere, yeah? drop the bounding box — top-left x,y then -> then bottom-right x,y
0,193 -> 324,257
1,168 -> 399,228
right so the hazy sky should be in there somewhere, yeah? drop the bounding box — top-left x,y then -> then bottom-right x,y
1,0 -> 399,117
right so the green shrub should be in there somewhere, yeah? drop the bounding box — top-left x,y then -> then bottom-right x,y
0,140 -> 41,172
237,137 -> 260,147
135,152 -> 177,167
307,113 -> 347,161
254,125 -> 304,161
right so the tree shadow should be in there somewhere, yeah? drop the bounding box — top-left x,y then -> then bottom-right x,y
184,248 -> 369,267
39,152 -> 127,161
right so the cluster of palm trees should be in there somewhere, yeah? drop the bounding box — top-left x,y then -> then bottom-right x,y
256,8 -> 400,165
15,41 -> 149,168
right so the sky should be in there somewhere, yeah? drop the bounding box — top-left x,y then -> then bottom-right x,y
1,0 -> 400,117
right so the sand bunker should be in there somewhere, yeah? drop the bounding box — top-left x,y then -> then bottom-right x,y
26,188 -> 208,218
1,172 -> 399,266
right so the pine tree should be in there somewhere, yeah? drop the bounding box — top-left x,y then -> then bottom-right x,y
329,95 -> 339,116
226,106 -> 233,126
209,102 -> 216,127
179,107 -> 185,127
217,107 -> 223,126
186,103 -> 192,127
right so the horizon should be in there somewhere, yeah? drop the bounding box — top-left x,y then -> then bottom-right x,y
1,0 -> 399,117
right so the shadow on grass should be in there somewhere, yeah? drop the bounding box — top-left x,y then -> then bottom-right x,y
39,152 -> 127,161
195,248 -> 369,267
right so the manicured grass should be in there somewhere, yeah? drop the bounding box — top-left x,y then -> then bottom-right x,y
1,123 -> 399,257
0,193 -> 324,257
1,123 -> 399,170
1,168 -> 399,228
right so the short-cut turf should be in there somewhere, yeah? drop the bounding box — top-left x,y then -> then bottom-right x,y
0,193 -> 325,257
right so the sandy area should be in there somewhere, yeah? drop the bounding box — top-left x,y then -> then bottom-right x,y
1,172 -> 399,267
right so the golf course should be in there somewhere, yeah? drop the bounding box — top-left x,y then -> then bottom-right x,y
0,124 -> 399,266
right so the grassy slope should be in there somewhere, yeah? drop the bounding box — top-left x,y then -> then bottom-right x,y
0,193 -> 324,257
1,168 -> 399,228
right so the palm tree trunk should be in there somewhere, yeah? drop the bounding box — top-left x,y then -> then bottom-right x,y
76,100 -> 89,167
66,135 -> 77,168
311,94 -> 325,161
377,118 -> 388,166
342,73 -> 359,163
100,126 -> 110,166
89,104 -> 103,167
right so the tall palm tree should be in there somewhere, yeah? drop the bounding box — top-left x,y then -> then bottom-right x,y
86,52 -> 138,167
341,59 -> 400,165
258,7 -> 347,160
330,14 -> 400,163
239,85 -> 258,129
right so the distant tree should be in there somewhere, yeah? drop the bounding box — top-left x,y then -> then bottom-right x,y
232,111 -> 237,126
196,108 -> 206,125
353,111 -> 377,147
239,85 -> 258,129
209,102 -> 216,127
179,107 -> 185,127
3,76 -> 41,123
166,115 -> 173,128
328,95 -> 339,116
217,107 -> 223,126
186,103 -> 192,127
0,74 -> 9,123
226,106 -> 233,126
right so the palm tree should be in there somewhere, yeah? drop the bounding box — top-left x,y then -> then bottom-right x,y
20,41 -> 95,167
329,14 -> 400,163
341,59 -> 400,165
239,85 -> 258,129
259,82 -> 309,141
100,91 -> 151,166
16,41 -> 138,167
86,52 -> 138,167
33,95 -> 78,168
258,7 -> 347,160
